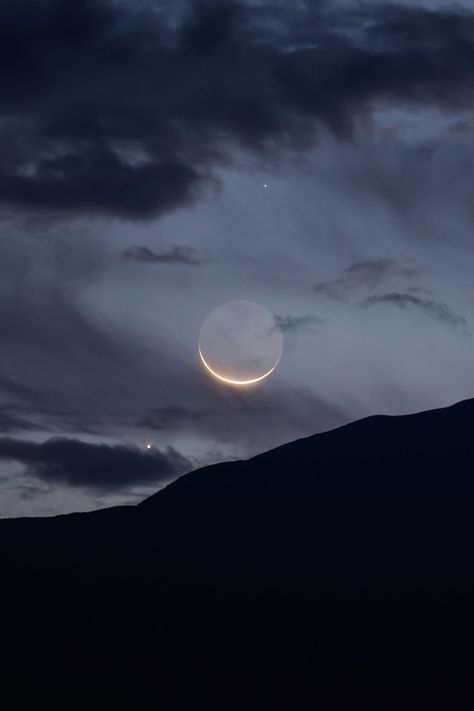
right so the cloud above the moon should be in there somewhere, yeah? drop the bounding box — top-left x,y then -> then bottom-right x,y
1,0 -> 474,219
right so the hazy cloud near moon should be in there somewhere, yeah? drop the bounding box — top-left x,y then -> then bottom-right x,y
273,314 -> 320,334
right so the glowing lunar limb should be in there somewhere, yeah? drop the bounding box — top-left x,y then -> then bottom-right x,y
198,301 -> 283,387
199,348 -> 279,386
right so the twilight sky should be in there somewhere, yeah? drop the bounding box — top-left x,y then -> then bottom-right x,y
1,0 -> 474,516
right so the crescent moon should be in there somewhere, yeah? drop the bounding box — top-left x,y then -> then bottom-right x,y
199,347 -> 279,386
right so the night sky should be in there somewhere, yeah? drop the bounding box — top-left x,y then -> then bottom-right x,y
1,0 -> 474,516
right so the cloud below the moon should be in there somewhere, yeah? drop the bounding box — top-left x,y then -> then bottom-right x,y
0,436 -> 191,491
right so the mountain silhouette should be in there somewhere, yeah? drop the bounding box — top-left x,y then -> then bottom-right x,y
2,400 -> 474,706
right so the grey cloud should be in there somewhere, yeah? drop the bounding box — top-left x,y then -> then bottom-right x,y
0,233 -> 343,465
360,292 -> 469,331
0,232 -> 188,425
136,406 -> 216,432
134,387 -> 344,450
0,436 -> 191,491
0,412 -> 42,434
0,279 -> 134,406
1,1 -> 474,219
123,245 -> 205,265
315,259 -> 417,299
273,314 -> 320,333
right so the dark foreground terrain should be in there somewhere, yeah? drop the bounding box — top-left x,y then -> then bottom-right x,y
2,400 -> 474,706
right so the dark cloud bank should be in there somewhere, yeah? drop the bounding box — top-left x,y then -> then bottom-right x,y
1,0 -> 474,219
0,436 -> 191,491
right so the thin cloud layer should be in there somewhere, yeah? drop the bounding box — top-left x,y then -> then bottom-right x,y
360,293 -> 469,331
314,259 -> 468,331
315,259 -> 417,299
273,314 -> 319,333
123,245 -> 204,265
0,410 -> 42,435
1,1 -> 474,218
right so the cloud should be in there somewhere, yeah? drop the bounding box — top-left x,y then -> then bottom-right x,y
0,436 -> 192,491
137,406 -> 215,432
315,259 -> 417,299
1,1 -> 474,218
0,231 -> 343,467
123,245 -> 204,265
314,259 -> 468,331
0,407 -> 43,434
360,292 -> 469,331
273,314 -> 319,333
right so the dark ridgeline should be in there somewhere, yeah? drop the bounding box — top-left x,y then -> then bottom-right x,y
2,400 -> 474,706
